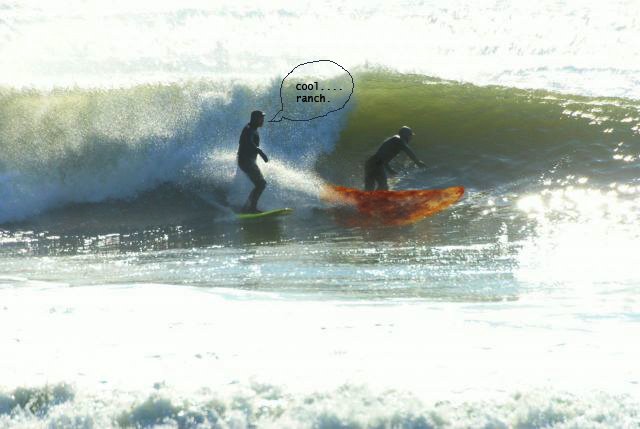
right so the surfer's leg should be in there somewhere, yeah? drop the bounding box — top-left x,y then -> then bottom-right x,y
375,167 -> 388,191
365,174 -> 375,191
241,163 -> 267,212
364,157 -> 377,191
248,182 -> 266,211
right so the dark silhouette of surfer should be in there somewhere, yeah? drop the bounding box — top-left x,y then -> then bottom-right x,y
364,126 -> 426,191
238,110 -> 269,213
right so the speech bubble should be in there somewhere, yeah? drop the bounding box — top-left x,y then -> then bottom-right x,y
269,60 -> 354,122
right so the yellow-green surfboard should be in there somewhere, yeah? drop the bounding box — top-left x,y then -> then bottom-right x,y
236,208 -> 293,220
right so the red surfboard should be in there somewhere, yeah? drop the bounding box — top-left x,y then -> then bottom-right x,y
322,185 -> 465,226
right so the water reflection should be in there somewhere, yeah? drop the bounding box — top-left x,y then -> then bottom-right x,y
516,185 -> 640,288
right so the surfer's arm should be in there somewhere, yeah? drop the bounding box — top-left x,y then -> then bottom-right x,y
257,148 -> 269,163
401,143 -> 425,167
247,131 -> 268,162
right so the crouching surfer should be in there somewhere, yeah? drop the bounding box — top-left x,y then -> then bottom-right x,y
364,126 -> 426,191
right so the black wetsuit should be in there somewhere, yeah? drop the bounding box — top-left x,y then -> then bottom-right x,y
364,135 -> 419,191
237,123 -> 266,210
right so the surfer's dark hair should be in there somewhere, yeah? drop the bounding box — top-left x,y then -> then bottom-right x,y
250,110 -> 265,124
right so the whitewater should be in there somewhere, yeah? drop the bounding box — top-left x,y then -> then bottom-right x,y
1,1 -> 640,428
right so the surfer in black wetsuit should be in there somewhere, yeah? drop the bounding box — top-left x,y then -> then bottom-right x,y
364,126 -> 426,191
238,110 -> 269,213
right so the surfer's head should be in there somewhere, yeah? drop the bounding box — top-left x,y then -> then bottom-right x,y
250,110 -> 266,127
399,126 -> 415,142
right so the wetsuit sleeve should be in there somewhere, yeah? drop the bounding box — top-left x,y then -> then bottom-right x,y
254,137 -> 267,160
400,141 -> 421,164
251,129 -> 268,161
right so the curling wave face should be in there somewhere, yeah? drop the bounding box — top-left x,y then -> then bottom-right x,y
2,71 -> 638,225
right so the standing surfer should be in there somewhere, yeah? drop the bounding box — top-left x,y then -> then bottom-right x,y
364,126 -> 426,191
238,110 -> 269,213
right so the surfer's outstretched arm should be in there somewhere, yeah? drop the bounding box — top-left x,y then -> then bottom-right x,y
401,143 -> 426,168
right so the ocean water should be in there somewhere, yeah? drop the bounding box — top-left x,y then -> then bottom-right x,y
2,1 -> 640,428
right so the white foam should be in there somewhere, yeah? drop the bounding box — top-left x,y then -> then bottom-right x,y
0,80 -> 350,222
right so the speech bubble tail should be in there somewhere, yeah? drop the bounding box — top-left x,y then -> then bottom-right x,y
268,110 -> 284,122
